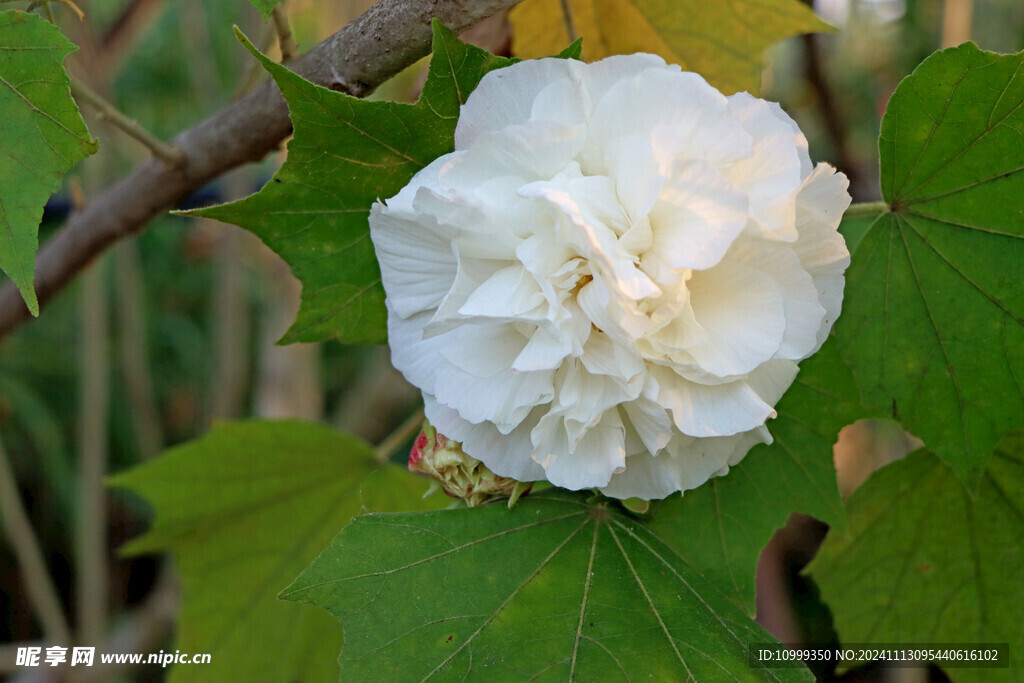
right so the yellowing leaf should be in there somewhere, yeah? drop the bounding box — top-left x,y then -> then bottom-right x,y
509,0 -> 830,94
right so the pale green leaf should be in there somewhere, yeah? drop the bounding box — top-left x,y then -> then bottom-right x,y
283,490 -> 812,682
109,420 -> 446,683
510,0 -> 830,94
0,10 -> 97,316
808,433 -> 1024,682
837,43 -> 1024,486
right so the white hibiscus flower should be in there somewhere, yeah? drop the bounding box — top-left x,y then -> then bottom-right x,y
370,54 -> 851,500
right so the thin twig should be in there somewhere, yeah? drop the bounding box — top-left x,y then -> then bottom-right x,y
76,255 -> 110,646
208,223 -> 252,420
799,31 -> 866,198
0,0 -> 526,339
49,0 -> 85,21
844,201 -> 890,218
101,0 -> 167,60
374,407 -> 426,465
114,242 -> 164,460
271,3 -> 298,62
22,0 -> 80,19
0,433 -> 73,644
254,245 -> 324,420
558,0 -> 577,42
70,78 -> 186,168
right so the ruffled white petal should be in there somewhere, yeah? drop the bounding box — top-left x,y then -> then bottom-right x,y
792,164 -> 852,348
651,360 -> 797,438
684,258 -> 787,376
533,408 -> 626,489
726,93 -> 806,239
600,427 -> 771,500
426,395 -> 547,481
370,205 -> 456,318
646,159 -> 748,271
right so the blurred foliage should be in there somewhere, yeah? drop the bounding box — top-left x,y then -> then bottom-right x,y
111,420 -> 447,682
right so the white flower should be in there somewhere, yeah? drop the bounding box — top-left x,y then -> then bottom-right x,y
370,54 -> 851,500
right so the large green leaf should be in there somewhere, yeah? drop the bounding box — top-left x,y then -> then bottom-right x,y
510,0 -> 830,94
191,23 -> 513,344
808,433 -> 1024,682
0,10 -> 97,316
282,489 -> 811,682
647,340 -> 866,614
109,421 -> 446,683
837,43 -> 1024,486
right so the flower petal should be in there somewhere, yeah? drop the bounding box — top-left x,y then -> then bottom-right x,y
426,395 -> 547,481
584,69 -> 751,175
653,360 -> 798,437
455,54 -> 668,148
792,164 -> 852,348
620,393 -> 674,455
370,205 -> 456,319
433,358 -> 554,434
458,265 -> 547,320
726,239 -> 826,362
684,257 -> 787,376
600,427 -> 770,500
647,159 -> 749,271
532,408 -> 626,489
726,92 -> 807,239
512,325 -> 573,372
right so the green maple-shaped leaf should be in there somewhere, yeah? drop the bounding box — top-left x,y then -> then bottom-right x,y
808,432 -> 1024,682
109,421 -> 446,683
190,23 -> 515,344
283,489 -> 812,682
0,10 -> 97,316
647,340 -> 865,614
837,43 -> 1024,486
510,0 -> 830,94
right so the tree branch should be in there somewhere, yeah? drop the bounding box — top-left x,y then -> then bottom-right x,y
70,78 -> 186,167
271,3 -> 298,62
0,0 -> 524,341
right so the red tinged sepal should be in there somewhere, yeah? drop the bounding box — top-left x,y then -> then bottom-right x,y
409,422 -> 531,508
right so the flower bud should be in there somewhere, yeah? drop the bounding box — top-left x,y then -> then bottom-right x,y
409,422 -> 531,507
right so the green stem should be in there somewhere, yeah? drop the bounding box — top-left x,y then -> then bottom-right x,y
77,256 -> 110,645
374,407 -> 426,465
0,432 -> 73,644
70,78 -> 186,168
844,200 -> 891,218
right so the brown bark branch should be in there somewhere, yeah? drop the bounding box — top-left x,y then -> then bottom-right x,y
0,0 -> 524,341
